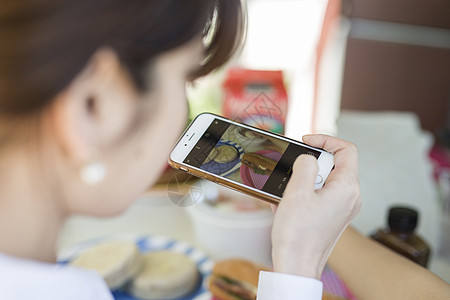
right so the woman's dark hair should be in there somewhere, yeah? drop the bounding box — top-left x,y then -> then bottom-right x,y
0,0 -> 245,116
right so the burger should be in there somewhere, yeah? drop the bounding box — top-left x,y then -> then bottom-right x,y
209,258 -> 349,300
208,259 -> 268,300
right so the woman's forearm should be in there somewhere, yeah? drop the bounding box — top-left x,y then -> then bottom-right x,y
328,226 -> 450,299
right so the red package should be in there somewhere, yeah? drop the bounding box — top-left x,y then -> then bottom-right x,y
222,68 -> 288,134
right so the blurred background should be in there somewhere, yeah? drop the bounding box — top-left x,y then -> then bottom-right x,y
60,0 -> 450,286
189,0 -> 450,138
187,0 -> 450,271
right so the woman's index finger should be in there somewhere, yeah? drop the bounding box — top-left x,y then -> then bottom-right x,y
302,134 -> 359,176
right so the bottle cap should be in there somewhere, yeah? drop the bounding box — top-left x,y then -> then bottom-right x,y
388,206 -> 418,233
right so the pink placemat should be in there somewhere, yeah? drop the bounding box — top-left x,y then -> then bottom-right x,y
321,267 -> 357,299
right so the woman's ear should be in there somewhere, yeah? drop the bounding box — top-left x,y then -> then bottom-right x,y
48,47 -> 139,164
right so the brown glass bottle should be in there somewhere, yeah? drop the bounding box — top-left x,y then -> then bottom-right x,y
371,207 -> 431,267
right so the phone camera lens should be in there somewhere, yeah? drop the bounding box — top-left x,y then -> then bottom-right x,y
184,144 -> 187,146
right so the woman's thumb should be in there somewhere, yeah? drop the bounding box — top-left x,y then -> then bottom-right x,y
284,154 -> 319,194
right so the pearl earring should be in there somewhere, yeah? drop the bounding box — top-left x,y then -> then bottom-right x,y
80,161 -> 106,185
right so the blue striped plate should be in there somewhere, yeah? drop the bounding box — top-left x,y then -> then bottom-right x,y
58,234 -> 213,300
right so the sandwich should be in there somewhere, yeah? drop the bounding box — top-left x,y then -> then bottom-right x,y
209,259 -> 349,300
241,153 -> 277,175
209,259 -> 268,300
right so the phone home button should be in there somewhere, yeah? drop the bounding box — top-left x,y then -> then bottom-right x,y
315,175 -> 323,184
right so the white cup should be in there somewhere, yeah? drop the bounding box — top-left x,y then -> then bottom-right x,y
186,181 -> 273,267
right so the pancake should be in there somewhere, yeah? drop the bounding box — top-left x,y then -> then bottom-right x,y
214,145 -> 238,163
128,251 -> 199,299
70,241 -> 142,290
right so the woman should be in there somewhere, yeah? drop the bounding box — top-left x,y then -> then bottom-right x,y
0,0 -> 361,299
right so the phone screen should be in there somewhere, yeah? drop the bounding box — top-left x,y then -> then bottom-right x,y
183,118 -> 320,197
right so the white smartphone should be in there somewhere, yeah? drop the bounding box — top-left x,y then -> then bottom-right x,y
169,113 -> 334,205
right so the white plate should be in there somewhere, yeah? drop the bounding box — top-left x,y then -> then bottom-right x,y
58,234 -> 213,300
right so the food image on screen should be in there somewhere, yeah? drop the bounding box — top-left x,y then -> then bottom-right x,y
184,119 -> 320,197
213,145 -> 239,163
241,152 -> 278,175
200,140 -> 244,178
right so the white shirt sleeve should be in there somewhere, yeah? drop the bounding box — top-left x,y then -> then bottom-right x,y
0,253 -> 113,300
257,271 -> 323,300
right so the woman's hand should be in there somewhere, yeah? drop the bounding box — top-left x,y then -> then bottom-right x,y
271,134 -> 362,279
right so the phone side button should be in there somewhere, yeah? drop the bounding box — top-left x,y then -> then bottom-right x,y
179,166 -> 189,172
205,175 -> 218,183
315,175 -> 323,184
